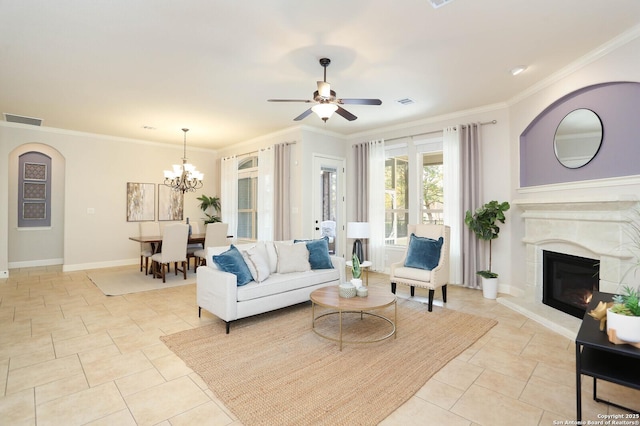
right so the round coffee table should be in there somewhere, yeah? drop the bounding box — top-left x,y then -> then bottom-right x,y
310,286 -> 397,350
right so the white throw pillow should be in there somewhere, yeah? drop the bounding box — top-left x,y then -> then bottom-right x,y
242,247 -> 271,283
264,241 -> 278,273
275,242 -> 310,273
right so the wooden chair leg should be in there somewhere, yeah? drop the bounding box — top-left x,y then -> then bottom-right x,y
174,262 -> 178,276
144,257 -> 149,275
161,263 -> 167,283
428,289 -> 435,312
140,256 -> 144,272
410,286 -> 415,297
182,261 -> 187,280
391,282 -> 396,294
442,285 -> 447,303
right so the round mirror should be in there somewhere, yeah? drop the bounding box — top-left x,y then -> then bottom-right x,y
554,109 -> 603,168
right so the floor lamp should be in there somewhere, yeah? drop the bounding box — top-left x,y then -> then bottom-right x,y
347,222 -> 370,263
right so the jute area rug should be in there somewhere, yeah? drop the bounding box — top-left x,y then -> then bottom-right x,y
161,297 -> 497,426
87,265 -> 196,296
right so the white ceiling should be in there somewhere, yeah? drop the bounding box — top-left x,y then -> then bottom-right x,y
1,0 -> 640,150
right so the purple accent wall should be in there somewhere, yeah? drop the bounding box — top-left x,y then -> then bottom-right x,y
520,82 -> 640,187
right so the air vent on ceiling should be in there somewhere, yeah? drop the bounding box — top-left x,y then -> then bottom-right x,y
430,0 -> 454,9
4,113 -> 43,126
396,98 -> 415,105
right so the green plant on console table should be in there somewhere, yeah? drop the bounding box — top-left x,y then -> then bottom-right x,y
351,253 -> 362,279
464,200 -> 510,279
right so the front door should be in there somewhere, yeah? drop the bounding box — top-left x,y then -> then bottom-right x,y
312,155 -> 345,257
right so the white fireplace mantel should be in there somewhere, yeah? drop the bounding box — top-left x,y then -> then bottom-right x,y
500,195 -> 640,339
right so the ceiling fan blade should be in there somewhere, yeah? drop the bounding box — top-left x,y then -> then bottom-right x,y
338,98 -> 382,105
317,81 -> 331,98
335,106 -> 357,121
293,108 -> 314,121
268,99 -> 314,103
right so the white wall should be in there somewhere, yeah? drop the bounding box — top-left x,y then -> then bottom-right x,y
507,34 -> 640,296
0,124 -> 218,273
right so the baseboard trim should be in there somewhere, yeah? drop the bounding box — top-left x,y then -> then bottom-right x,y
8,258 -> 64,269
62,258 -> 138,272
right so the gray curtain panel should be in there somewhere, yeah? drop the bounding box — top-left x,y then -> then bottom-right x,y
273,143 -> 291,241
460,123 -> 485,289
353,142 -> 370,259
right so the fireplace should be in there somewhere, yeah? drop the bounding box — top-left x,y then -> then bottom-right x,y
543,250 -> 599,318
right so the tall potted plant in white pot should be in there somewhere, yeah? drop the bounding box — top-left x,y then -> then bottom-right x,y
465,200 -> 510,299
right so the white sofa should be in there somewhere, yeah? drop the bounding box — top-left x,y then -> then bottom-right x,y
197,241 -> 345,333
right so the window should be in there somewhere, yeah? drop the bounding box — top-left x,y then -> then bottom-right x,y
385,139 -> 444,246
18,151 -> 51,227
385,155 -> 409,245
237,156 -> 258,239
421,153 -> 443,225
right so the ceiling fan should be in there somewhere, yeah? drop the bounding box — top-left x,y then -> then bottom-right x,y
268,58 -> 382,122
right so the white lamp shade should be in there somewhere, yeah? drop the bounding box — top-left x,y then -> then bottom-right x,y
312,103 -> 338,120
347,222 -> 370,239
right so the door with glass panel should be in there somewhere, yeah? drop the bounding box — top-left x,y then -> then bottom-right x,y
312,155 -> 345,257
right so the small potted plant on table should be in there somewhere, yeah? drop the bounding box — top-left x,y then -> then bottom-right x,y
464,200 -> 510,299
606,285 -> 640,346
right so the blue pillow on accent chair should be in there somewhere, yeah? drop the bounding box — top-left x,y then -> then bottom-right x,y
404,233 -> 444,271
212,244 -> 254,286
293,237 -> 334,270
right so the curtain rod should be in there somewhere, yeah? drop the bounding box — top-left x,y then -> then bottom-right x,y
223,141 -> 297,160
385,120 -> 497,143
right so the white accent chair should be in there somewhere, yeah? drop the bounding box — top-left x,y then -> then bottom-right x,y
194,223 -> 230,269
390,224 -> 450,311
151,223 -> 189,283
139,222 -> 160,275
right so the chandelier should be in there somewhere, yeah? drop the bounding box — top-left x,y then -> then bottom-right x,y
163,128 -> 204,193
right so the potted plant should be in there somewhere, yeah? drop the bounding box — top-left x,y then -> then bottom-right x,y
351,253 -> 363,288
606,285 -> 640,344
197,195 -> 221,224
464,200 -> 510,299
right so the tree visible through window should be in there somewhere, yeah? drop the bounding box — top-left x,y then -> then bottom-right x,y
237,156 -> 258,239
385,155 -> 409,245
422,153 -> 443,224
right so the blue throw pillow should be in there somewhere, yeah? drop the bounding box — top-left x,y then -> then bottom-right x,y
404,234 -> 443,271
293,237 -> 334,270
212,244 -> 253,286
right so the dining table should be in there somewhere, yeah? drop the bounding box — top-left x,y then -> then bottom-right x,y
129,233 -> 206,255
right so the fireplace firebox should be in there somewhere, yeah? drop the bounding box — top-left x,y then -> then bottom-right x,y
543,251 -> 599,318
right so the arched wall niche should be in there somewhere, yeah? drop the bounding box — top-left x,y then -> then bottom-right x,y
519,81 -> 640,187
8,143 -> 65,267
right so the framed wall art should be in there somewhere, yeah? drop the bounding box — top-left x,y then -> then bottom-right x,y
158,184 -> 184,221
126,182 -> 155,222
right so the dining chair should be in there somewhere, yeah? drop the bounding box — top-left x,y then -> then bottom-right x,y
186,221 -> 203,270
151,223 -> 189,283
389,224 -> 450,312
194,222 -> 230,269
139,221 -> 161,275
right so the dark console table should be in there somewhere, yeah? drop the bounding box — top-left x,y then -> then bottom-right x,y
575,291 -> 640,421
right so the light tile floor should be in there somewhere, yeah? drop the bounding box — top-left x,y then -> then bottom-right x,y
1,265 -> 638,425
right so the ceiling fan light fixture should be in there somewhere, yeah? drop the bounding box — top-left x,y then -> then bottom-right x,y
312,103 -> 338,122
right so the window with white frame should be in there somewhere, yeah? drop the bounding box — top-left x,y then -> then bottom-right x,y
385,137 -> 444,246
237,156 -> 258,239
385,151 -> 409,246
421,152 -> 443,225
